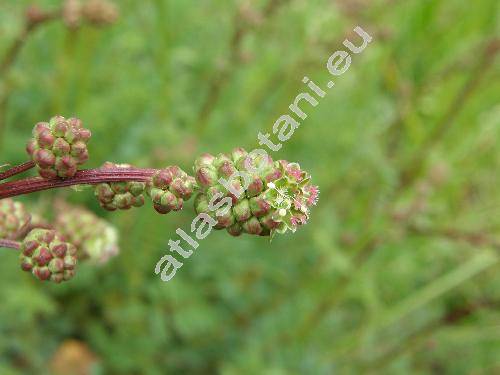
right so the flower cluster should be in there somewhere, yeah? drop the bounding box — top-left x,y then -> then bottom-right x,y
193,148 -> 319,237
94,162 -> 146,211
19,229 -> 77,283
147,167 -> 196,214
0,199 -> 31,240
26,116 -> 91,178
261,161 -> 320,235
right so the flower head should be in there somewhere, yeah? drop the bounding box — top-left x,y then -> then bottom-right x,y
26,116 -> 91,178
193,148 -> 319,238
19,229 -> 77,283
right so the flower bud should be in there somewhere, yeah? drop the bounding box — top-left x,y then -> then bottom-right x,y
227,223 -> 243,237
233,199 -> 251,222
194,153 -> 216,169
196,166 -> 218,188
231,147 -> 248,163
249,196 -> 271,217
242,217 -> 263,235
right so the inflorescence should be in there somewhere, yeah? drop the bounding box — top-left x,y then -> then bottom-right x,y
0,116 -> 319,283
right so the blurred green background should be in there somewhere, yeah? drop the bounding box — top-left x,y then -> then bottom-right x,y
0,0 -> 499,373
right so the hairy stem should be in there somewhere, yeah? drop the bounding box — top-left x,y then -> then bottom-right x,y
0,239 -> 21,250
0,167 -> 158,199
0,161 -> 36,181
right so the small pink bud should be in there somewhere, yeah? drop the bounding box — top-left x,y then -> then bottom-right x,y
39,168 -> 58,179
216,210 -> 235,229
67,117 -> 83,128
213,153 -> 232,169
34,246 -> 53,266
34,149 -> 56,168
111,182 -> 127,194
132,195 -> 145,207
51,274 -> 64,283
51,243 -> 68,257
160,191 -> 176,209
34,266 -> 51,281
218,161 -> 237,178
20,257 -> 34,271
260,213 -> 280,230
233,199 -> 251,222
37,129 -> 55,148
195,153 -> 215,168
154,203 -> 170,214
33,122 -> 50,137
53,138 -> 71,156
55,156 -> 77,178
227,224 -> 243,237
265,168 -> 282,182
166,166 -> 181,177
23,240 -> 39,256
152,169 -> 173,188
63,255 -> 77,269
249,196 -> 271,217
75,149 -> 89,164
196,167 -> 217,187
231,147 -> 248,163
242,217 -> 263,235
77,128 -> 92,142
52,120 -> 69,137
49,258 -> 65,273
246,177 -> 264,197
26,139 -> 37,155
149,188 -> 164,204
115,194 -> 133,209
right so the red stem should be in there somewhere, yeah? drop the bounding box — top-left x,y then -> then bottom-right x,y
0,239 -> 20,250
0,167 -> 158,199
0,160 -> 36,181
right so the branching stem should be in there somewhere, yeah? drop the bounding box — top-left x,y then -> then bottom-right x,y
0,161 -> 36,181
0,239 -> 21,250
0,167 -> 158,199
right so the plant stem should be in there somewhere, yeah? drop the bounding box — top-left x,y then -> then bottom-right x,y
0,161 -> 36,181
0,9 -> 59,77
408,225 -> 500,251
0,7 -> 60,144
195,0 -> 291,134
398,38 -> 499,189
0,239 -> 20,250
0,167 -> 158,199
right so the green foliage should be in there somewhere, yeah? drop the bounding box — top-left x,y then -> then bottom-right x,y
0,0 -> 499,373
